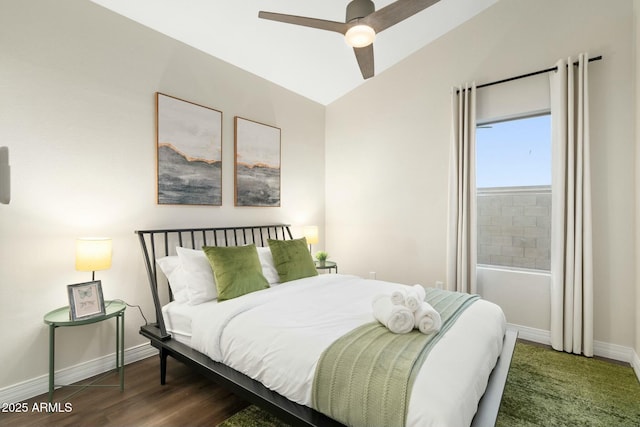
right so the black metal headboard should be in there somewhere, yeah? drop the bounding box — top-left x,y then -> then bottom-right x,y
135,224 -> 293,339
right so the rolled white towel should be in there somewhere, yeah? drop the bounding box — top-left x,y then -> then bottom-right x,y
372,294 -> 414,334
404,284 -> 427,312
404,291 -> 420,312
390,288 -> 406,305
411,284 -> 426,302
414,301 -> 442,334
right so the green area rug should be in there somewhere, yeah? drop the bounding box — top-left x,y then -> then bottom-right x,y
496,341 -> 640,427
217,404 -> 288,427
217,341 -> 640,427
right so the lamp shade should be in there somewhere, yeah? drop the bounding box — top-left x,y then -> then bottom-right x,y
302,226 -> 319,245
345,24 -> 376,48
76,237 -> 112,272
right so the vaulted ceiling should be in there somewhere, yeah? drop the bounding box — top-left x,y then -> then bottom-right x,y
90,0 -> 497,105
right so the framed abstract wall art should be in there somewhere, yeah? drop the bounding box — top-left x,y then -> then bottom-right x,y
234,117 -> 281,207
156,93 -> 222,205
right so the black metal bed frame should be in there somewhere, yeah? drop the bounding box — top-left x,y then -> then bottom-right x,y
136,224 -> 293,340
135,224 -> 517,427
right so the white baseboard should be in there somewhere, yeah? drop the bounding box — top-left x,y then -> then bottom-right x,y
0,343 -> 157,404
593,340 -> 636,364
507,323 -> 637,366
632,350 -> 640,383
507,323 -> 551,345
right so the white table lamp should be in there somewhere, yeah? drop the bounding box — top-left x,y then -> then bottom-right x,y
76,237 -> 112,281
303,226 -> 319,252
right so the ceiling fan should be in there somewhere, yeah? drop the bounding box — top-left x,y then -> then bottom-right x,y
259,0 -> 441,79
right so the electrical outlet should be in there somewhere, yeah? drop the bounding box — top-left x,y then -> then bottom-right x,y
435,280 -> 444,289
369,272 -> 376,280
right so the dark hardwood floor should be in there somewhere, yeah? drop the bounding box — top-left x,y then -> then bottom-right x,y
1,356 -> 249,427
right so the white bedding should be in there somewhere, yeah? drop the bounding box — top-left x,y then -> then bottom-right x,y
184,274 -> 505,427
162,299 -> 218,345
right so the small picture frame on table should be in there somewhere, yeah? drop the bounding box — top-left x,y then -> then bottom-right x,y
67,280 -> 106,321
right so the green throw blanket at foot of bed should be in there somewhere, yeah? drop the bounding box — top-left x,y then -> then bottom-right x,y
311,288 -> 479,427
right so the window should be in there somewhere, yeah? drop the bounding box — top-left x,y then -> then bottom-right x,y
476,114 -> 551,271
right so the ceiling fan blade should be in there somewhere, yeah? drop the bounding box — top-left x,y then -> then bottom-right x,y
363,0 -> 441,33
354,44 -> 374,79
259,11 -> 348,34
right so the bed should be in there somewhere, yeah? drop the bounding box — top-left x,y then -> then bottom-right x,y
136,224 -> 516,427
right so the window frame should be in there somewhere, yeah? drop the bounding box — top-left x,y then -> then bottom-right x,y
475,111 -> 552,273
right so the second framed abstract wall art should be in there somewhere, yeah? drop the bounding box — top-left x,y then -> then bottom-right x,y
156,93 -> 222,205
234,117 -> 281,207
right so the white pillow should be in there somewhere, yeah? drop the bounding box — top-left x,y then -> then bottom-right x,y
156,256 -> 188,303
156,255 -> 180,277
176,247 -> 217,305
256,246 -> 280,286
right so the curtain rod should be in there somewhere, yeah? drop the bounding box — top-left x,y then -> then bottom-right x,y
458,55 -> 603,92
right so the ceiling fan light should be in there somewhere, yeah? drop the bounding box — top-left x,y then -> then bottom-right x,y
345,24 -> 375,48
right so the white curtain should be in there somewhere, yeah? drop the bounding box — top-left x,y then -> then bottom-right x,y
446,83 -> 477,294
549,54 -> 593,356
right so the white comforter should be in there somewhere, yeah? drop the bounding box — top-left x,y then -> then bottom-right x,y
190,274 -> 506,427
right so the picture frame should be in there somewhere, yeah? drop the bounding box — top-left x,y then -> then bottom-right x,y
234,116 -> 281,207
156,93 -> 223,205
67,280 -> 106,321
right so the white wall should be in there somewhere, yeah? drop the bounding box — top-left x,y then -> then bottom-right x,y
326,0 -> 636,349
477,267 -> 550,331
0,0 -> 325,390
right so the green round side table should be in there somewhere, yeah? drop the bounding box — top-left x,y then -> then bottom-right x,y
315,260 -> 338,273
44,300 -> 126,402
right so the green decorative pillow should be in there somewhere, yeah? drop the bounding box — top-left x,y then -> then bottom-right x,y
202,244 -> 269,301
267,238 -> 318,283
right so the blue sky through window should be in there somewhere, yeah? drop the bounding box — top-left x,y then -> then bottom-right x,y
476,114 -> 551,188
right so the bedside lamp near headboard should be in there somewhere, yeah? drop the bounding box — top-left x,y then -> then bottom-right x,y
76,237 -> 112,281
303,225 -> 319,253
